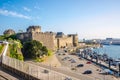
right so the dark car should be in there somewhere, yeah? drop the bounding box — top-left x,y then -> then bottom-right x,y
43,70 -> 49,73
64,50 -> 67,52
64,77 -> 72,80
76,64 -> 84,67
83,70 -> 92,74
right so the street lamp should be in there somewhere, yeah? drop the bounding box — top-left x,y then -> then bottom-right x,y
118,63 -> 120,77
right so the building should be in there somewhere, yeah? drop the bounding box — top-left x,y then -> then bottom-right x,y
15,26 -> 78,50
101,38 -> 120,45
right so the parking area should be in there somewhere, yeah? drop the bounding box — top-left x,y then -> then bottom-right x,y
56,50 -> 119,80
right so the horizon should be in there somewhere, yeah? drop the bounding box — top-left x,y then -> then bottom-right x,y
0,0 -> 120,39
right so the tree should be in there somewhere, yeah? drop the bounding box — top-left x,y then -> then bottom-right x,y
23,40 -> 48,59
8,39 -> 24,61
42,46 -> 48,55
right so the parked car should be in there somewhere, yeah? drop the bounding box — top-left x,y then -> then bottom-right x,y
65,56 -> 70,59
71,59 -> 76,63
78,57 -> 83,60
69,59 -> 73,61
83,70 -> 92,74
62,56 -> 70,61
64,50 -> 67,52
86,61 -> 91,64
43,70 -> 49,73
76,64 -> 84,67
64,77 -> 72,80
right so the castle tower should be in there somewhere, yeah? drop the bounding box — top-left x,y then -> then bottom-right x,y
68,34 -> 78,47
27,26 -> 41,33
73,34 -> 78,46
3,29 -> 15,35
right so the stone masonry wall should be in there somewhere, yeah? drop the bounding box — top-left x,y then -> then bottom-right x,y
58,36 -> 73,48
16,33 -> 32,42
32,32 -> 55,50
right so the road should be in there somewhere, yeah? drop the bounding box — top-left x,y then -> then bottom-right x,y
27,58 -> 95,80
0,66 -> 24,80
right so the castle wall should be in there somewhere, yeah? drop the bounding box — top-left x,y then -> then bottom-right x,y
57,36 -> 73,48
32,32 -> 55,50
16,33 -> 32,42
54,39 -> 58,49
16,26 -> 79,50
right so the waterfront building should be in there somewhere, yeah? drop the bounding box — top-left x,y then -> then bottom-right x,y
101,38 -> 120,45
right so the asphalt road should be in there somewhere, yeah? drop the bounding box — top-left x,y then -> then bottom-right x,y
27,58 -> 94,80
0,66 -> 24,80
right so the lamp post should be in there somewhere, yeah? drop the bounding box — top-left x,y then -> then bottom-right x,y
108,59 -> 111,68
118,63 -> 120,77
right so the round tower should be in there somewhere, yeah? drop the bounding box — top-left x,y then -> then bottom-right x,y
27,25 -> 41,33
73,34 -> 78,46
3,29 -> 15,35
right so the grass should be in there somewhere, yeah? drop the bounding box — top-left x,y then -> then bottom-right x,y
34,49 -> 54,62
47,50 -> 54,56
35,57 -> 44,62
0,45 -> 4,54
9,43 -> 24,61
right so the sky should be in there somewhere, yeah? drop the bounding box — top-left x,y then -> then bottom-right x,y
0,0 -> 120,39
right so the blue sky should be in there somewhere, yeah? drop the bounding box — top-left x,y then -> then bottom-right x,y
0,0 -> 120,39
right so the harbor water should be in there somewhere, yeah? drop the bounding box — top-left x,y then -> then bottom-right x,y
93,45 -> 120,59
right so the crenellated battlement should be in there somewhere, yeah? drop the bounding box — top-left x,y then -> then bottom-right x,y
34,32 -> 55,36
15,25 -> 78,50
27,25 -> 41,33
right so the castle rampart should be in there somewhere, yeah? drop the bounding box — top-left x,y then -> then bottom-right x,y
32,32 -> 56,50
16,32 -> 32,42
27,25 -> 41,33
15,26 -> 79,50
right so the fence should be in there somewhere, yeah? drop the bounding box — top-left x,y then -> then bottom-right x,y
2,56 -> 80,80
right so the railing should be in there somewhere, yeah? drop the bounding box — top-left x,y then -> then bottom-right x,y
0,75 -> 8,80
2,56 -> 80,80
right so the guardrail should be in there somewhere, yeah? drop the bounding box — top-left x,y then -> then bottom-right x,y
0,75 -> 8,80
0,41 -> 80,80
2,56 -> 79,80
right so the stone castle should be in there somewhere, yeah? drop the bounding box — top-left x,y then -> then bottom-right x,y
5,26 -> 78,50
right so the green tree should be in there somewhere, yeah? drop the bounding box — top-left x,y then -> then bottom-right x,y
23,40 -> 48,59
9,39 -> 24,61
42,46 -> 48,55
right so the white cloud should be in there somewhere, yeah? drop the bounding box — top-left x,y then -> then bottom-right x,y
0,9 -> 31,20
23,7 -> 31,12
34,6 -> 40,10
